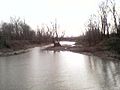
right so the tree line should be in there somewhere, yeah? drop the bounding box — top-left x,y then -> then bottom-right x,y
0,17 -> 63,48
79,0 -> 120,47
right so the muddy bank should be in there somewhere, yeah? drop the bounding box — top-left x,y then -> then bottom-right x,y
0,44 -> 47,56
44,45 -> 120,61
0,49 -> 29,56
0,44 -> 34,56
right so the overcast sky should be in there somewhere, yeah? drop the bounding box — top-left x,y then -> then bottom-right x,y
0,0 -> 119,36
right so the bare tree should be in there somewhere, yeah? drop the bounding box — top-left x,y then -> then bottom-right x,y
109,0 -> 120,36
99,0 -> 110,38
51,19 -> 61,47
84,15 -> 101,46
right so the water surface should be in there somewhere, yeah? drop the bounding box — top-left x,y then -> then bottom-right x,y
0,43 -> 120,90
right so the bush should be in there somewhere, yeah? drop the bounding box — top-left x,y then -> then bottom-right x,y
105,37 -> 120,53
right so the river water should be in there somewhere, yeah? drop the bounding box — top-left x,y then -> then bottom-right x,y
0,42 -> 120,90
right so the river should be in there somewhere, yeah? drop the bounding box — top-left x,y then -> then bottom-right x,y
0,41 -> 120,90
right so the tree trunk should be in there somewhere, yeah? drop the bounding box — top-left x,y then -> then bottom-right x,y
52,38 -> 61,47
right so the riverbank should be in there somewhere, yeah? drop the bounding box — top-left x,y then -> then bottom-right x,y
44,45 -> 120,61
1,41 -> 120,61
0,44 -> 34,56
0,44 -> 48,56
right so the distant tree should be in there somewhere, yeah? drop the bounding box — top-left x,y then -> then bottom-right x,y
19,21 -> 31,40
1,22 -> 14,39
84,15 -> 101,46
51,19 -> 61,47
109,0 -> 120,36
0,17 -> 64,48
10,17 -> 22,40
99,0 -> 110,38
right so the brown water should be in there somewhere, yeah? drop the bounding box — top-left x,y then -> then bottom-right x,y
0,43 -> 120,90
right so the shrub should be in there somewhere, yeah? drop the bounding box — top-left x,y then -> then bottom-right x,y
105,37 -> 120,53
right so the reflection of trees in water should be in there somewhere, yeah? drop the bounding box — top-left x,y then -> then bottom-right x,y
86,55 -> 120,89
